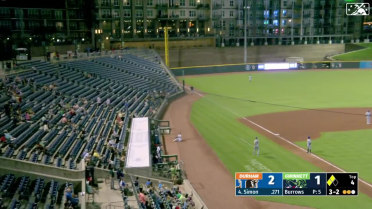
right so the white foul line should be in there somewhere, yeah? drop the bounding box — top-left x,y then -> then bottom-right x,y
188,87 -> 372,190
244,118 -> 372,190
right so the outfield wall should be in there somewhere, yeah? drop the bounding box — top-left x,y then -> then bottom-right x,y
171,61 -> 370,76
157,44 -> 345,68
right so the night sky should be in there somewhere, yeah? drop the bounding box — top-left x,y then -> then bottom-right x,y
0,0 -> 65,8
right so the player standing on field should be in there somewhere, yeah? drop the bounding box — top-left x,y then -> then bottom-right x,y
307,136 -> 312,154
254,137 -> 259,156
365,110 -> 371,125
249,75 -> 252,82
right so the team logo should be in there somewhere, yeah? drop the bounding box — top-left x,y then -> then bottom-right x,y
346,3 -> 370,16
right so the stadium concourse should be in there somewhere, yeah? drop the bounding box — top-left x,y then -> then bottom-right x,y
0,49 -> 204,208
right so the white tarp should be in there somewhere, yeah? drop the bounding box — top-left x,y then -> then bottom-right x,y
125,117 -> 150,168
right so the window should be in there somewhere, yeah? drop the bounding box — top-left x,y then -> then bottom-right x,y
229,29 -> 234,36
282,19 -> 286,25
123,9 -> 131,17
147,0 -> 153,6
41,10 -> 52,18
69,10 -> 77,18
273,20 -> 278,26
222,20 -> 225,29
0,20 -> 11,28
147,10 -> 153,17
264,20 -> 269,25
230,0 -> 234,7
274,10 -> 278,17
222,11 -> 225,17
189,0 -> 196,6
230,10 -> 233,17
180,10 -> 185,17
56,22 -> 63,30
102,0 -> 109,6
135,0 -> 142,6
180,0 -> 185,6
0,8 -> 10,16
123,0 -> 130,6
282,10 -> 287,16
69,22 -> 77,29
189,10 -> 196,17
113,0 -> 119,6
55,10 -> 63,19
102,9 -> 111,18
15,21 -> 24,29
113,10 -> 119,18
264,10 -> 269,18
229,22 -> 234,28
283,0 -> 287,7
15,9 -> 23,18
136,10 -> 143,17
28,9 -> 39,17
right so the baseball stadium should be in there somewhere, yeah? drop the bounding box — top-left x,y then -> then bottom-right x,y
1,0 -> 372,209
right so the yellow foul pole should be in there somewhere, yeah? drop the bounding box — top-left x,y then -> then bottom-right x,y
164,27 -> 169,67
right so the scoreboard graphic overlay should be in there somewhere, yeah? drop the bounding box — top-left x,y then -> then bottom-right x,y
235,172 -> 358,196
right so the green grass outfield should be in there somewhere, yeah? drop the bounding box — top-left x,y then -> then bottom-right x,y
184,70 -> 372,208
333,43 -> 372,61
297,129 -> 372,183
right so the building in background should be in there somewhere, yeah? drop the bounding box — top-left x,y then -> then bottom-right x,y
94,0 -> 212,49
213,0 -> 365,46
0,0 -> 93,60
0,0 -> 369,59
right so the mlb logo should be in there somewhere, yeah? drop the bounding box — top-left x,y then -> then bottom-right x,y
346,3 -> 370,16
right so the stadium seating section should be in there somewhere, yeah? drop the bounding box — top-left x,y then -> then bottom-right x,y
0,173 -> 79,209
0,51 -> 181,171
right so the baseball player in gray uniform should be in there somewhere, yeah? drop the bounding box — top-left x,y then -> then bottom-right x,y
365,110 -> 371,125
307,136 -> 312,154
254,137 -> 259,156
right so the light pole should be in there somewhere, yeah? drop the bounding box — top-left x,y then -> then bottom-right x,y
244,1 -> 250,64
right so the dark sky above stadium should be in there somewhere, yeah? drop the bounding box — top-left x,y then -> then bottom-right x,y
0,0 -> 65,8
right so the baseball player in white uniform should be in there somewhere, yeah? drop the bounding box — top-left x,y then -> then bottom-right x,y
307,136 -> 312,154
173,133 -> 182,142
365,110 -> 371,125
253,137 -> 259,156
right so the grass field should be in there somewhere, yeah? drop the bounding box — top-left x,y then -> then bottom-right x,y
297,129 -> 372,183
333,43 -> 372,61
184,70 -> 372,208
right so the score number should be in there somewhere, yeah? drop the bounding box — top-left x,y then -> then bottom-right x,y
315,175 -> 320,185
269,175 -> 275,185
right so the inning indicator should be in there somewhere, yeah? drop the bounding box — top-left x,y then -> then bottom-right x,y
235,172 -> 358,196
